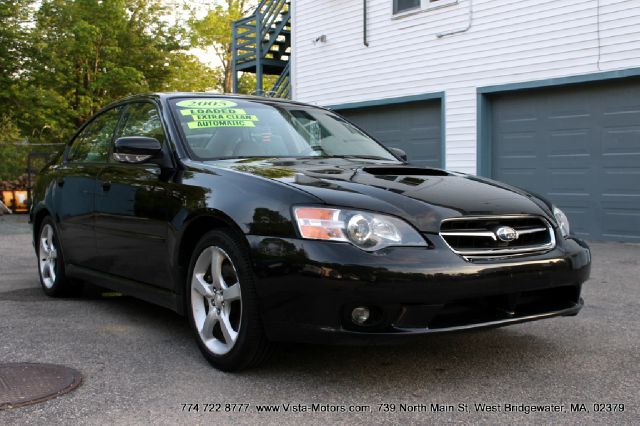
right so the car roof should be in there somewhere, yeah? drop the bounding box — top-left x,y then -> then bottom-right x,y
108,92 -> 326,110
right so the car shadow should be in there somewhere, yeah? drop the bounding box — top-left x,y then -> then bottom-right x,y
9,282 -> 568,390
248,329 -> 563,385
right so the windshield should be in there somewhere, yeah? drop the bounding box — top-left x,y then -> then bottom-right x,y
169,97 -> 399,161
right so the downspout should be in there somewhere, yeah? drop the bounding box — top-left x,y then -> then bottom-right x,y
363,0 -> 369,46
436,0 -> 474,38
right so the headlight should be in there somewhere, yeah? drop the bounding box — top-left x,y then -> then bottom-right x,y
293,207 -> 427,251
553,206 -> 570,238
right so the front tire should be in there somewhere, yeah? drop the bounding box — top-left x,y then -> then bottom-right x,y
186,229 -> 271,371
37,217 -> 79,297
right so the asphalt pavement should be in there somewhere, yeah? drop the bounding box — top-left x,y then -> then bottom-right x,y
0,214 -> 638,425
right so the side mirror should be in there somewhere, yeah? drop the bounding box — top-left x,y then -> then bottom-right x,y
113,136 -> 162,164
389,147 -> 408,162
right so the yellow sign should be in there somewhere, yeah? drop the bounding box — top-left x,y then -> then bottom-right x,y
180,108 -> 247,116
191,114 -> 259,121
179,99 -> 259,128
176,99 -> 238,108
188,120 -> 256,129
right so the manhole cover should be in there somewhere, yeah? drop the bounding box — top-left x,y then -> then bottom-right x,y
0,363 -> 82,410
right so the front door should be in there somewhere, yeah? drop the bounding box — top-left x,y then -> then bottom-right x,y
93,101 -> 181,289
54,106 -> 122,267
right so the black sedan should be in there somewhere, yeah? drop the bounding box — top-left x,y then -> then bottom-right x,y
31,94 -> 591,371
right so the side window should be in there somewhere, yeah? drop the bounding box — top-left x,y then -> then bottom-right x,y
117,102 -> 166,143
393,0 -> 455,15
68,107 -> 121,163
393,0 -> 420,14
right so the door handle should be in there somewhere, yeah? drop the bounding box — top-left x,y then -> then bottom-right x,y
101,181 -> 112,191
56,178 -> 65,187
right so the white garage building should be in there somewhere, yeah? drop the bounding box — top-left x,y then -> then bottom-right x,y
235,0 -> 640,242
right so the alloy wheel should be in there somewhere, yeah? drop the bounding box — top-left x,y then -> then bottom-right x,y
39,224 -> 58,289
190,246 -> 243,355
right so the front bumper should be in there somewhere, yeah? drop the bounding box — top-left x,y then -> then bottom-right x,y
247,234 -> 591,344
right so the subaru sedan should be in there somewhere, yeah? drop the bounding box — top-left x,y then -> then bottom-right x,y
31,94 -> 591,371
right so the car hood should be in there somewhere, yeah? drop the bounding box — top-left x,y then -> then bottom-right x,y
203,158 -> 554,233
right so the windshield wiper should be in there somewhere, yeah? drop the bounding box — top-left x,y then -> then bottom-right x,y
326,155 -> 398,161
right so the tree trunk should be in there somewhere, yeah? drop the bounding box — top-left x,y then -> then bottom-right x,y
223,60 -> 232,93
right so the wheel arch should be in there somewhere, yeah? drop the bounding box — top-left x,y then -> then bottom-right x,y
32,205 -> 53,249
175,210 -> 251,313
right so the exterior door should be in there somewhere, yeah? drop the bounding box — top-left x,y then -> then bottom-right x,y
339,100 -> 442,168
54,107 -> 122,267
93,102 -> 181,289
490,79 -> 640,242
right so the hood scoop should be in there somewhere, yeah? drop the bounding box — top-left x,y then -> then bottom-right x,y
362,166 -> 449,176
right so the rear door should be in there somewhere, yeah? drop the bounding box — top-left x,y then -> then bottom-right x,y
93,101 -> 181,289
54,106 -> 122,267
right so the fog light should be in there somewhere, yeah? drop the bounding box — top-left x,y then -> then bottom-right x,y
351,306 -> 370,325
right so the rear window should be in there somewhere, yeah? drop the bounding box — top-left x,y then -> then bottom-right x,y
169,98 -> 397,161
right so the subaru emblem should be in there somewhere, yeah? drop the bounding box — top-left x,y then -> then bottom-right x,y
496,226 -> 518,242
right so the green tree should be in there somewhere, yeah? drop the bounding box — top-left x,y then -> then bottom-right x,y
0,1 -> 33,180
237,73 -> 278,95
1,0 -> 268,155
189,0 -> 254,93
0,115 -> 28,181
0,1 -> 33,110
25,0 -> 172,122
162,52 -> 219,92
16,0 -> 216,142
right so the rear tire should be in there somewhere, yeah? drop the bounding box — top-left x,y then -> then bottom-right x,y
37,217 -> 81,297
186,229 -> 271,371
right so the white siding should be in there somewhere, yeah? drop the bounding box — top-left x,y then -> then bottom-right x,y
291,0 -> 640,173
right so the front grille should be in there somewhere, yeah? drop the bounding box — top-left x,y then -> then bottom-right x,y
440,215 -> 555,259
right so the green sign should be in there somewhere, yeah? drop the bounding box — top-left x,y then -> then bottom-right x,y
176,99 -> 238,108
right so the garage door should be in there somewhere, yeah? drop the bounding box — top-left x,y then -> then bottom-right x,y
339,100 -> 442,168
491,78 -> 640,242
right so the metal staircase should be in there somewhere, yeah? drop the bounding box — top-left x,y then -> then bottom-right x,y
232,0 -> 291,98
